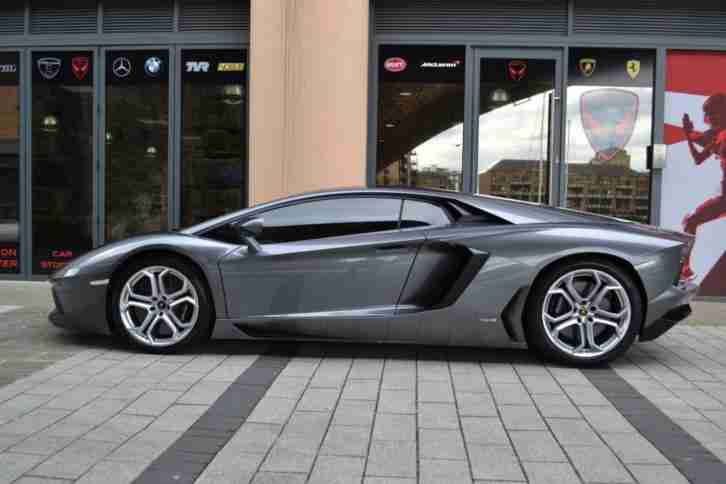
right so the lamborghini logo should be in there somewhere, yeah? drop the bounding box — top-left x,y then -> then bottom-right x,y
626,60 -> 641,79
579,58 -> 596,77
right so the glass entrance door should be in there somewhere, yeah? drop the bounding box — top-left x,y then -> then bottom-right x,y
103,49 -> 171,242
474,50 -> 562,204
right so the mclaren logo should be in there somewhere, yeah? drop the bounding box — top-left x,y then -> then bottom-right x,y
420,60 -> 462,69
186,61 -> 210,73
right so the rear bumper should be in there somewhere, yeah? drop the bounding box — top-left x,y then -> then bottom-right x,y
640,280 -> 698,341
640,304 -> 692,341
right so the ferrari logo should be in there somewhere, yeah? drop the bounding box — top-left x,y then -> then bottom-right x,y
579,58 -> 596,77
626,60 -> 640,79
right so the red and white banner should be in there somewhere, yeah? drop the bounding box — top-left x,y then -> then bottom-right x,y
663,51 -> 726,296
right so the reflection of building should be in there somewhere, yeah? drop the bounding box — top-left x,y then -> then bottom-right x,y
480,152 -> 649,223
377,153 -> 460,190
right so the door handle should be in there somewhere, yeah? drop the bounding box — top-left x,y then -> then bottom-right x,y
376,244 -> 409,252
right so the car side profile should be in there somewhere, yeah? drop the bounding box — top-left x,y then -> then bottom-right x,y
49,187 -> 697,365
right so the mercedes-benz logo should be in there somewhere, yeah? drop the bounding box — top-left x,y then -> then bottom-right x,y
112,57 -> 132,78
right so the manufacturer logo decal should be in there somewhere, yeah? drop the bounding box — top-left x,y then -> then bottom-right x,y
144,57 -> 163,77
112,57 -> 132,78
508,60 -> 527,82
37,58 -> 61,80
217,62 -> 245,72
71,56 -> 90,81
420,60 -> 462,69
580,88 -> 639,162
0,64 -> 16,74
579,58 -> 597,77
626,59 -> 641,79
186,61 -> 210,73
384,57 -> 407,73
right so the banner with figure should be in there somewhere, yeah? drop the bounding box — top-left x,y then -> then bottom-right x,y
663,51 -> 726,296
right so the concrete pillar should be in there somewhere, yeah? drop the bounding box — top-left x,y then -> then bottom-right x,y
248,0 -> 370,205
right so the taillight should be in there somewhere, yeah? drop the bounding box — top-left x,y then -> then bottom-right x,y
676,239 -> 695,285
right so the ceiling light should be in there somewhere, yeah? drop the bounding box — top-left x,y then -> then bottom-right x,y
490,88 -> 510,103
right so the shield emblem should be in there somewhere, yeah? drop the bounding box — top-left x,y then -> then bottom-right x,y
37,58 -> 61,80
71,56 -> 89,80
579,58 -> 596,77
626,60 -> 641,79
580,88 -> 639,162
508,60 -> 527,82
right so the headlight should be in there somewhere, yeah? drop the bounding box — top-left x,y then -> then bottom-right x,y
62,266 -> 80,278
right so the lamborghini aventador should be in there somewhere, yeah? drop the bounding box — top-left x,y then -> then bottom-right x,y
49,187 -> 698,365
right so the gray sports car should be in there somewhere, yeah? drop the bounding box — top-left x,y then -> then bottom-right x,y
49,187 -> 698,365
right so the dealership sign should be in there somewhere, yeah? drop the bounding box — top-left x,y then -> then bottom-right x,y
384,57 -> 407,73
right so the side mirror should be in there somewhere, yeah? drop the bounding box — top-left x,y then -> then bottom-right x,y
236,218 -> 264,254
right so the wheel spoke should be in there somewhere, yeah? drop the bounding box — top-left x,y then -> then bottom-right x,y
593,317 -> 620,331
157,268 -> 171,296
584,322 -> 602,351
553,318 -> 580,335
160,313 -> 180,338
138,311 -> 159,333
167,279 -> 190,301
564,274 -> 586,303
142,270 -> 160,299
141,313 -> 162,338
595,307 -> 628,321
167,310 -> 192,329
584,271 -> 602,300
170,295 -> 197,308
573,323 -> 587,353
123,300 -> 152,312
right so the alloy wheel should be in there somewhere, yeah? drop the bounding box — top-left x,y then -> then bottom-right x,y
542,269 -> 631,358
119,265 -> 199,347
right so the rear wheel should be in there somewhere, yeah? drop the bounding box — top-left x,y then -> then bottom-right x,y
525,259 -> 643,365
110,256 -> 212,353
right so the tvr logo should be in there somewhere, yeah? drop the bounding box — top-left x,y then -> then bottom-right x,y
186,61 -> 210,73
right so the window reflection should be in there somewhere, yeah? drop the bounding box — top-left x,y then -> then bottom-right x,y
377,45 -> 465,191
181,49 -> 247,226
566,49 -> 654,223
477,58 -> 555,204
0,52 -> 20,274
105,50 -> 169,241
32,51 -> 94,275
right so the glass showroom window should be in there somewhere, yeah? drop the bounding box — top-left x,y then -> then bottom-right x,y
32,51 -> 94,275
0,53 -> 20,274
181,49 -> 247,227
105,50 -> 170,242
565,48 -> 655,223
377,45 -> 465,191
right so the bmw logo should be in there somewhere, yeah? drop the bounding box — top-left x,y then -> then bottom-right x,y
144,57 -> 163,77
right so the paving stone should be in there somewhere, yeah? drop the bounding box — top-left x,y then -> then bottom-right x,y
63,398 -> 129,427
419,428 -> 467,460
261,437 -> 319,473
547,418 -> 602,446
0,408 -> 70,436
321,424 -> 370,457
14,477 -> 73,484
509,430 -> 567,462
333,400 -> 376,427
0,452 -> 45,483
519,374 -> 562,395
489,382 -> 532,405
106,429 -> 182,464
417,359 -> 450,382
418,380 -> 454,403
468,444 -> 526,481
627,464 -> 690,484
562,384 -> 610,406
378,389 -> 415,414
30,439 -> 118,480
342,380 -> 379,401
365,440 -> 416,478
0,394 -> 52,422
266,377 -> 309,399
148,404 -> 208,432
9,433 -> 74,455
298,387 -> 341,412
195,451 -> 263,484
521,461 -> 580,484
531,393 -> 580,419
580,405 -> 637,433
309,455 -> 364,484
420,458 -> 472,484
455,392 -> 497,417
460,417 -> 509,445
600,431 -> 669,464
418,402 -> 459,429
565,444 -> 634,483
74,459 -> 148,484
124,390 -> 184,416
226,423 -> 282,455
481,364 -> 519,383
0,433 -> 25,452
451,370 -> 488,393
349,358 -> 384,380
43,385 -> 108,410
283,411 -> 332,441
84,413 -> 153,443
373,413 -> 415,441
499,404 -> 546,430
363,478 -> 415,484
247,396 -> 297,425
177,381 -> 231,405
252,471 -> 307,484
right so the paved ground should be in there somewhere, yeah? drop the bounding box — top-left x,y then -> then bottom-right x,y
0,282 -> 725,483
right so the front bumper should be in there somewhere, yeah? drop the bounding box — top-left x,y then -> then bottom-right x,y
48,276 -> 111,335
640,280 -> 698,341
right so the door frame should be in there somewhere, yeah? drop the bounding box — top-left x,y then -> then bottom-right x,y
98,45 -> 175,246
470,48 -> 564,206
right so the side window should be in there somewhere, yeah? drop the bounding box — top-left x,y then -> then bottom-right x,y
400,200 -> 451,229
256,197 -> 402,244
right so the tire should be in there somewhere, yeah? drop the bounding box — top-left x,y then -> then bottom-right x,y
110,255 -> 212,353
524,258 -> 643,366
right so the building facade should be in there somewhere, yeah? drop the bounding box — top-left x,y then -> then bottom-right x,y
1,0 -> 725,297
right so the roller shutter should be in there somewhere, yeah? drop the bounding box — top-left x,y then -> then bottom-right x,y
373,0 -> 568,36
0,1 -> 25,36
103,0 -> 174,33
179,0 -> 250,32
30,0 -> 97,35
573,0 -> 726,38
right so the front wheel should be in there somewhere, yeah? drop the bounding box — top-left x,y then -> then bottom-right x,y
525,259 -> 643,366
110,256 -> 212,353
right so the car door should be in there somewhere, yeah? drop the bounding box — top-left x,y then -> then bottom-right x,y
218,195 -> 425,340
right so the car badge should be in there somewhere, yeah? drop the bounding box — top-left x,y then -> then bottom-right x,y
626,59 -> 641,79
144,57 -> 163,77
186,61 -> 210,73
580,88 -> 639,162
579,58 -> 596,77
217,62 -> 245,72
508,60 -> 527,81
71,56 -> 90,81
37,57 -> 61,80
112,57 -> 132,78
384,57 -> 407,73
